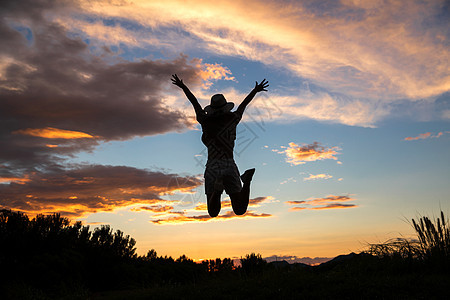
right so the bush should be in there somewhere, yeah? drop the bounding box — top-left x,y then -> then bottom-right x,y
240,253 -> 267,275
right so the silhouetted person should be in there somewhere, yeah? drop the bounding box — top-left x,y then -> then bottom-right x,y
172,74 -> 268,217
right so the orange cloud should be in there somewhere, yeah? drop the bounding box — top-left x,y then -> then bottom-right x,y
311,203 -> 357,210
308,195 -> 354,205
289,207 -> 307,211
193,196 -> 273,211
404,132 -> 446,141
249,196 -> 274,206
132,205 -> 174,213
404,132 -> 432,141
13,127 -> 96,139
280,142 -> 340,165
286,200 -> 306,205
304,174 -> 332,181
197,61 -> 236,88
152,210 -> 272,225
286,194 -> 357,211
0,177 -> 31,184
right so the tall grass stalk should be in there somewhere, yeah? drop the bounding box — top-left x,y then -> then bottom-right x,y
412,211 -> 449,262
367,211 -> 449,267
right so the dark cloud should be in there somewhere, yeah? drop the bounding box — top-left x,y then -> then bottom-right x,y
286,200 -> 306,205
0,0 -> 203,172
0,0 -> 208,217
0,164 -> 202,217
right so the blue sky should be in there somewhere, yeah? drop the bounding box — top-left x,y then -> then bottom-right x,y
0,0 -> 449,261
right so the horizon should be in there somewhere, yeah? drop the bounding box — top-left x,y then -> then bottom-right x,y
1,0 -> 449,261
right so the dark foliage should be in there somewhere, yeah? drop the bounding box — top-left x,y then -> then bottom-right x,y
240,253 -> 267,275
0,210 -> 208,299
202,257 -> 235,274
1,210 -> 449,299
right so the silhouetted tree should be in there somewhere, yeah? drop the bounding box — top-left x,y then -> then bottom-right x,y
144,248 -> 158,261
240,253 -> 267,275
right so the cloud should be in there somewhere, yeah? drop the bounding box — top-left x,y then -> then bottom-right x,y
13,127 -> 97,139
303,174 -> 332,181
285,200 -> 305,205
132,205 -> 175,213
286,194 -> 357,211
289,207 -> 308,211
6,0 -> 447,130
202,84 -> 389,127
0,164 -> 202,218
249,196 -> 274,206
0,0 -> 256,174
0,1 -> 212,174
193,196 -> 273,211
404,131 -> 447,141
0,177 -> 31,184
311,203 -> 357,210
198,63 -> 236,88
308,195 -> 354,205
280,177 -> 296,185
277,142 -> 340,165
443,110 -> 450,119
151,210 -> 272,225
71,0 -> 449,124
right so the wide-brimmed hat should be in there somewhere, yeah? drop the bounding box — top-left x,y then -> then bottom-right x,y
204,94 -> 234,114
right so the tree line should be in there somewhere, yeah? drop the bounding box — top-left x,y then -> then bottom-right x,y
0,209 -> 267,298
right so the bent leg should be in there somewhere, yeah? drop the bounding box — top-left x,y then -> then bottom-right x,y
230,168 -> 255,215
229,192 -> 247,215
207,192 -> 222,217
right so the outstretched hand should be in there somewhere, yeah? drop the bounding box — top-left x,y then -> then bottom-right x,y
254,79 -> 269,93
171,74 -> 185,88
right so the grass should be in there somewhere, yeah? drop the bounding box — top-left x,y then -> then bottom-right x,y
367,210 -> 450,270
92,264 -> 449,300
413,211 -> 450,262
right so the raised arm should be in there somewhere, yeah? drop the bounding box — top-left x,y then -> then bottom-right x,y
236,79 -> 269,115
171,74 -> 204,117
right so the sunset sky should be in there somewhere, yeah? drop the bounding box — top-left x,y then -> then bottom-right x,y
1,0 -> 449,262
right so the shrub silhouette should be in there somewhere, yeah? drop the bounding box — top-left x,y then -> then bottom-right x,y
202,257 -> 234,274
240,253 -> 267,274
